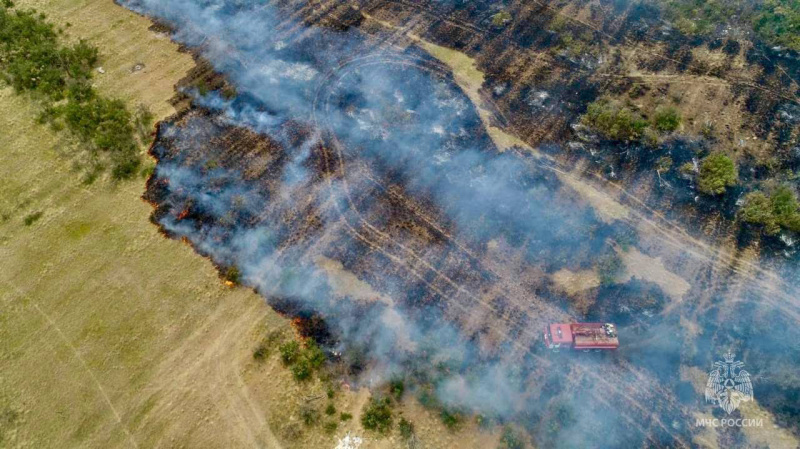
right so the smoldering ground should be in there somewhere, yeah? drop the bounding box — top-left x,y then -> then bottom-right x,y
126,0 -> 800,446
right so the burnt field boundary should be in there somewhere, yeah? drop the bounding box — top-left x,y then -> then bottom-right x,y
130,0 -> 800,445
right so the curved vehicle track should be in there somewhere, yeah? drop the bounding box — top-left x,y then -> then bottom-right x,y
311,52 -> 691,446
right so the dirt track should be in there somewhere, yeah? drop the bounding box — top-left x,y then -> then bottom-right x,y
136,0 -> 800,446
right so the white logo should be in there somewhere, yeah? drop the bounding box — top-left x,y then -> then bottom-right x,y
705,352 -> 753,414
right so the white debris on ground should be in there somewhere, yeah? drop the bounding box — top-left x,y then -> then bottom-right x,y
97,67 -> 105,74
335,432 -> 363,449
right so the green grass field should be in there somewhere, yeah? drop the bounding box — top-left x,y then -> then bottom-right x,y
0,1 -> 295,446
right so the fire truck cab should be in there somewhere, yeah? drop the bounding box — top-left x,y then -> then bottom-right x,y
543,323 -> 619,351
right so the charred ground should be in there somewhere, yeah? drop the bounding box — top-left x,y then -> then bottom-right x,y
129,0 -> 800,447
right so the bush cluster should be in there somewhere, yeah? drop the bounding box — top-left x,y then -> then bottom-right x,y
278,340 -> 326,381
0,3 -> 143,179
665,0 -> 741,36
665,0 -> 799,51
500,426 -> 526,449
397,417 -> 414,440
581,100 -> 648,142
741,186 -> 800,235
581,100 -> 681,143
754,0 -> 800,51
596,252 -> 624,286
360,397 -> 393,434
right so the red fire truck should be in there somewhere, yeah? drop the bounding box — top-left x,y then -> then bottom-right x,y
543,323 -> 619,351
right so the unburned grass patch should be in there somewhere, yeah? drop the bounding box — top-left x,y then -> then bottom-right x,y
0,3 -> 145,180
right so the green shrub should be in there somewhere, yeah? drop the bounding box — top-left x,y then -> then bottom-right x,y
290,358 -> 311,381
700,121 -> 716,139
134,104 -> 155,142
491,11 -> 512,28
697,153 -> 738,195
753,0 -> 800,51
653,106 -> 681,133
440,408 -> 463,431
417,386 -> 440,409
279,341 -> 300,365
224,266 -> 241,284
361,397 -> 393,434
398,417 -> 414,440
656,156 -> 673,173
323,421 -> 338,434
62,95 -> 135,152
581,100 -> 648,142
304,341 -> 326,370
252,330 -> 283,361
339,412 -> 353,421
741,187 -> 800,235
596,252 -> 624,286
324,403 -> 336,416
252,342 -> 269,361
221,85 -> 237,100
664,0 -> 741,36
23,211 -> 43,226
111,153 -> 141,180
140,163 -> 156,179
300,407 -> 319,426
389,378 -> 405,401
742,191 -> 778,233
500,426 -> 526,449
277,339 -> 327,381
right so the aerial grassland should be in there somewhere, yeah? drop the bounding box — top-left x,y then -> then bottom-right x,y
0,2 -> 479,447
0,1 -> 289,446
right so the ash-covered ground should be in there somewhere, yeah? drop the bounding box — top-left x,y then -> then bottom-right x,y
125,0 -> 799,447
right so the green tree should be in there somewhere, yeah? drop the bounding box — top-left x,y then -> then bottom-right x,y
739,186 -> 800,235
754,0 -> 800,51
653,106 -> 681,133
741,191 -> 780,235
697,153 -> 737,195
581,100 -> 649,142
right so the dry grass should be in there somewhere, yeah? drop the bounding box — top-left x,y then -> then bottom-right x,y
0,2 -> 500,448
0,1 -> 291,447
0,80 -> 297,446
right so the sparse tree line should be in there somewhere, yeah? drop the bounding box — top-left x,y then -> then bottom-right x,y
664,0 -> 800,52
251,328 -> 530,447
580,98 -> 800,239
0,1 -> 150,181
580,98 -> 681,145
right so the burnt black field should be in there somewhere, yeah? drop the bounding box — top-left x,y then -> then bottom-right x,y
125,0 -> 800,447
